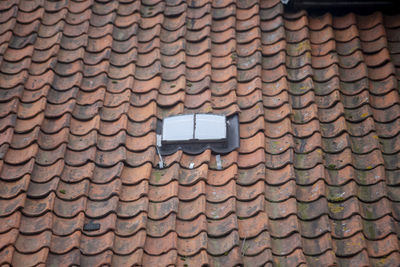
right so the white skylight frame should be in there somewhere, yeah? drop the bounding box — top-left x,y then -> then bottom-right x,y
162,114 -> 194,142
194,114 -> 226,140
161,114 -> 227,144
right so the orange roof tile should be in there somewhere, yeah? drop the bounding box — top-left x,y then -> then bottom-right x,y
1,0 -> 400,266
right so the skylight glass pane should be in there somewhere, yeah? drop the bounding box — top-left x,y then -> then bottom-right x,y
162,114 -> 194,142
195,114 -> 226,140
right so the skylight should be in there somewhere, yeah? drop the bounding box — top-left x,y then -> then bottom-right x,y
162,114 -> 194,142
195,114 -> 226,140
162,114 -> 227,144
156,113 -> 240,156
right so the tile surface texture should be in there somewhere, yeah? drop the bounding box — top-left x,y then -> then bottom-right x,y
0,0 -> 400,266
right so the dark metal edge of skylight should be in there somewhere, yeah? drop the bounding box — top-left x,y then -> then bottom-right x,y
156,114 -> 240,156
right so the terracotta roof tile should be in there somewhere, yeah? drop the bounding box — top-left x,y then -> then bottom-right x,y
1,1 -> 400,266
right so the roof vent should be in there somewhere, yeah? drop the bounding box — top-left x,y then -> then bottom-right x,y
157,113 -> 239,155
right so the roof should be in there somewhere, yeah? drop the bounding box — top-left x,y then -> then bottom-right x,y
0,0 -> 400,266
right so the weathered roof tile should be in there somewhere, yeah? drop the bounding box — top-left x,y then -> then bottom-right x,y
0,1 -> 399,266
